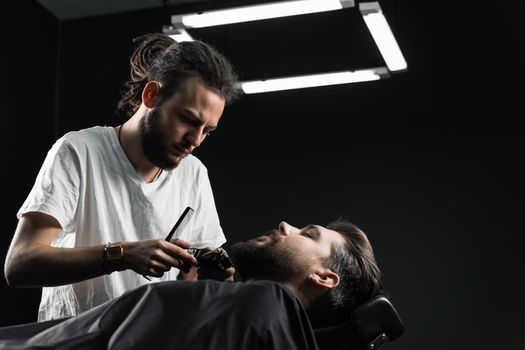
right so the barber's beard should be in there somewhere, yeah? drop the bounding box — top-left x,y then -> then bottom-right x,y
229,235 -> 302,283
139,107 -> 179,170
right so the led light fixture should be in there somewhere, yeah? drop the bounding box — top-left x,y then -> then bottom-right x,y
163,26 -> 193,42
164,0 -> 407,93
359,2 -> 407,71
171,0 -> 355,29
239,68 -> 389,94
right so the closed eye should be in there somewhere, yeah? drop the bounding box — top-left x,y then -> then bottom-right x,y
180,113 -> 201,127
301,227 -> 320,240
204,127 -> 216,136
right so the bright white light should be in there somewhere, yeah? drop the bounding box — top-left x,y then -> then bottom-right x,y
167,29 -> 193,42
361,8 -> 407,71
240,70 -> 382,94
177,0 -> 347,28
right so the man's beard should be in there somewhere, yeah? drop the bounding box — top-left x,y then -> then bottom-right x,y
139,106 -> 184,170
229,233 -> 302,283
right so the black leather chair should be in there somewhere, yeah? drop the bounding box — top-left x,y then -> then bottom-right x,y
314,296 -> 405,350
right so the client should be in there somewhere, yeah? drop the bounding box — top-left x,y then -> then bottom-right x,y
0,219 -> 384,350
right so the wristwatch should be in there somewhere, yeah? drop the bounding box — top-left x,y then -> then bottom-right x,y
102,241 -> 124,274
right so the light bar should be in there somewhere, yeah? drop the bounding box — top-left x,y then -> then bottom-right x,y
163,26 -> 194,42
172,0 -> 355,29
164,0 -> 406,94
239,68 -> 389,94
359,2 -> 407,71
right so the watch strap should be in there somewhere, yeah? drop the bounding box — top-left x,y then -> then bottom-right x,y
102,241 -> 124,274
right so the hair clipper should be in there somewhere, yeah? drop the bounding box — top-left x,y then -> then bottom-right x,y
185,247 -> 233,271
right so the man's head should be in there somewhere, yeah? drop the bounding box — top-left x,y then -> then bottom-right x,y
118,33 -> 239,169
229,219 -> 383,327
138,77 -> 225,169
119,33 -> 239,116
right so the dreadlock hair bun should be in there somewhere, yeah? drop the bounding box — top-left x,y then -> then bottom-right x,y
118,33 -> 175,117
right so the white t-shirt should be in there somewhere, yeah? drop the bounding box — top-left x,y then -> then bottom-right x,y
17,126 -> 226,321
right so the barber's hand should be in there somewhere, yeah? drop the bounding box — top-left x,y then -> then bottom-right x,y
197,266 -> 235,282
122,239 -> 198,278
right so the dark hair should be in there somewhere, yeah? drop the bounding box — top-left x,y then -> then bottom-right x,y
309,219 -> 384,328
118,33 -> 239,117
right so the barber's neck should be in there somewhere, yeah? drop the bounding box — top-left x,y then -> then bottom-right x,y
119,106 -> 159,178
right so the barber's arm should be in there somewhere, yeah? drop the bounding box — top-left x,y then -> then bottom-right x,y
4,212 -> 198,288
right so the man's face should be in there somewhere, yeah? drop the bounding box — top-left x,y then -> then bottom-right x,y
140,76 -> 225,169
230,222 -> 347,283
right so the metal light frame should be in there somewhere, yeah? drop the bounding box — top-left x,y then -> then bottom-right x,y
163,0 -> 406,94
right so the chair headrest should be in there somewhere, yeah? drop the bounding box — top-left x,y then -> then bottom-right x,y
313,295 -> 404,350
350,295 -> 405,349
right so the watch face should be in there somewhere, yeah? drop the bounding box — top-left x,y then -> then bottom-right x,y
107,245 -> 123,260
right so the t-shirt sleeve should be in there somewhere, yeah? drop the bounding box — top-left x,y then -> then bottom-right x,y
17,137 -> 81,230
189,165 -> 226,249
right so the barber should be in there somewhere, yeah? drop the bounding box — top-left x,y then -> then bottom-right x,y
4,33 -> 239,322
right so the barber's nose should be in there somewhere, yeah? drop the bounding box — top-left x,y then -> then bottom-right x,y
186,128 -> 204,148
279,221 -> 299,236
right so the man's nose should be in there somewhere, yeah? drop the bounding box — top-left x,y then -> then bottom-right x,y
279,221 -> 300,236
186,128 -> 205,148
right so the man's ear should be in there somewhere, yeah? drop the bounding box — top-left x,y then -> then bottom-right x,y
310,269 -> 340,290
142,81 -> 161,108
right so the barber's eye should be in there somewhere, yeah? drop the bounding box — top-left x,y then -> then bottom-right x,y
181,114 -> 199,127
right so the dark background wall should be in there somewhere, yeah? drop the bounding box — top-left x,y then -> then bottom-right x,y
2,1 -> 524,349
1,0 -> 57,327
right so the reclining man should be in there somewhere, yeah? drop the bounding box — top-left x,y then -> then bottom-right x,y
0,219 -> 384,350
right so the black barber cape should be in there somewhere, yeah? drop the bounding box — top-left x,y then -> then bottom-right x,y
0,280 -> 320,350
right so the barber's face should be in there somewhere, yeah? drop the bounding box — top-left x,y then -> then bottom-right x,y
230,222 -> 346,283
140,77 -> 225,169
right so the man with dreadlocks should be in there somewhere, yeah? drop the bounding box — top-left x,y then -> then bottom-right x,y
4,33 -> 239,321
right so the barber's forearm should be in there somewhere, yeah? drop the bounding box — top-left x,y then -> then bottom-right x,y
5,243 -> 107,288
5,239 -> 198,287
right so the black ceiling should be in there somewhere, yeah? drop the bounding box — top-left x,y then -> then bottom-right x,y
35,0 -> 207,20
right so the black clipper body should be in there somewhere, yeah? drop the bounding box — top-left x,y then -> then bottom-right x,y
186,247 -> 233,271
